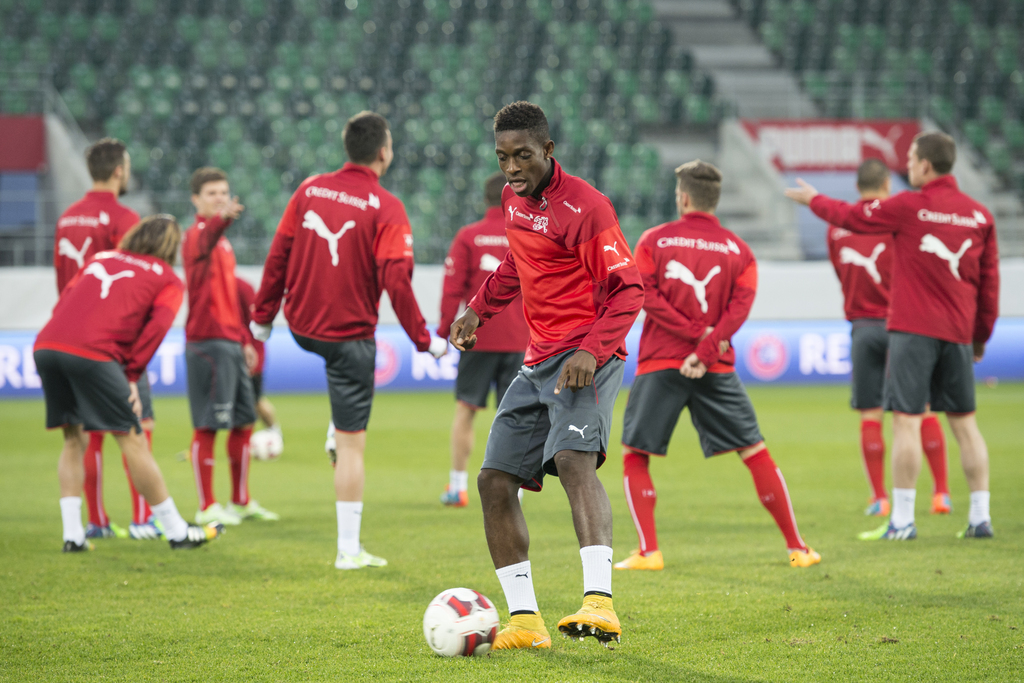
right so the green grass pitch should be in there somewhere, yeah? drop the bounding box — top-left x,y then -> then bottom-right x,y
1,384 -> 1022,682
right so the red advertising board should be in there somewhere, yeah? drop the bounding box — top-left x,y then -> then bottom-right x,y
741,119 -> 920,172
0,116 -> 46,171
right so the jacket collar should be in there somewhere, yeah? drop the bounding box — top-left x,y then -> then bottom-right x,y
921,175 -> 958,193
340,162 -> 380,182
522,158 -> 565,210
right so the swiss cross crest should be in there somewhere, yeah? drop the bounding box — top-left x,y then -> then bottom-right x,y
532,215 -> 549,233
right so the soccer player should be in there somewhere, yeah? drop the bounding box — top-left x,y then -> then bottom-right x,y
437,171 -> 530,507
613,161 -> 820,572
35,215 -> 222,551
827,158 -> 951,517
786,131 -> 999,539
53,137 -> 161,541
250,111 -> 447,570
237,277 -> 282,442
449,102 -> 644,649
182,168 -> 278,526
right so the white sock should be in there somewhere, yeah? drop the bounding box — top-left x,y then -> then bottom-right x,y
496,561 -> 539,614
580,545 -> 613,597
891,488 -> 916,529
336,501 -> 362,556
449,470 -> 468,492
969,490 -> 991,526
60,497 -> 85,544
151,497 -> 189,542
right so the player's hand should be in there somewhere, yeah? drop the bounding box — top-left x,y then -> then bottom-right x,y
554,350 -> 597,395
451,308 -> 481,351
250,320 -> 272,342
220,195 -> 245,220
973,340 -> 986,362
679,353 -> 707,379
243,343 -> 259,375
428,336 -> 448,359
127,381 -> 142,418
784,178 -> 819,206
719,339 -> 730,354
698,326 -> 713,342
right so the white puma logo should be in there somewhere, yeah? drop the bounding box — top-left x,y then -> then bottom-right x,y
603,242 -> 620,256
479,253 -> 502,272
839,242 -> 886,284
664,260 -> 721,313
302,210 -> 356,266
568,425 -> 588,437
508,205 -> 515,222
83,261 -> 135,298
58,236 -> 92,269
919,234 -> 971,281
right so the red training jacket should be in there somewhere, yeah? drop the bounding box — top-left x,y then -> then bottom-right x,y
35,250 -> 183,381
236,277 -> 265,374
252,163 -> 431,351
438,206 -> 530,353
181,214 -> 246,344
827,224 -> 892,321
53,191 -> 140,294
810,175 -> 999,345
633,212 -> 757,374
467,160 -> 644,367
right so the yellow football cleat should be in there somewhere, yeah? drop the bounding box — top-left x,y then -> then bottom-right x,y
491,612 -> 551,650
789,547 -> 822,568
613,549 -> 664,571
557,595 -> 621,646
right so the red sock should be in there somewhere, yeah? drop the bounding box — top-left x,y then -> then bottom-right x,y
921,416 -> 949,495
743,448 -> 807,552
83,432 -> 107,527
122,430 -> 154,525
623,450 -> 658,554
860,419 -> 887,501
228,427 -> 253,506
191,429 -> 217,511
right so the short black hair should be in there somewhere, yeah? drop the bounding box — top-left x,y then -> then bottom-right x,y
86,138 -> 127,181
484,172 -> 505,206
343,111 -> 390,165
856,158 -> 890,192
913,131 -> 956,175
493,101 -> 550,146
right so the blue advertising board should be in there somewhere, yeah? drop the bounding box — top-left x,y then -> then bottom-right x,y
0,320 -> 1021,398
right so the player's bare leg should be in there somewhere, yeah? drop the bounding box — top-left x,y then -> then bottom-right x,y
478,467 -> 549,650
442,402 -> 477,507
946,413 -> 993,537
332,429 -> 384,568
58,425 -> 91,551
552,450 -> 620,646
113,429 -> 212,547
859,408 -> 890,516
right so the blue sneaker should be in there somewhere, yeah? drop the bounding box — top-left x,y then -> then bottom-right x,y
86,522 -> 127,539
858,521 -> 917,540
958,521 -> 994,538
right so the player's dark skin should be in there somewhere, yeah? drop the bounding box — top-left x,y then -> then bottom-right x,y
451,128 -> 612,572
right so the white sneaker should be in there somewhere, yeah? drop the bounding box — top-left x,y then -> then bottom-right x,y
195,502 -> 242,526
325,421 -> 337,465
334,546 -> 388,570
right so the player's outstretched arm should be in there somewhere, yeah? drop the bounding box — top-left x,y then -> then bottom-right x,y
787,178 -> 905,235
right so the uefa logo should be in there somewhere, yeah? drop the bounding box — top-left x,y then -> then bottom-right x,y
374,339 -> 400,387
746,334 -> 789,381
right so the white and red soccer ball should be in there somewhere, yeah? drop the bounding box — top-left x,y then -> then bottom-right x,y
249,428 -> 283,461
422,588 -> 499,657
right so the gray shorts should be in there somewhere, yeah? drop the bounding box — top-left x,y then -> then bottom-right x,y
884,331 -> 976,414
35,349 -> 141,434
293,333 -> 375,433
455,350 -> 525,409
622,369 -> 763,458
481,350 -> 625,492
185,339 -> 257,430
850,319 -> 888,410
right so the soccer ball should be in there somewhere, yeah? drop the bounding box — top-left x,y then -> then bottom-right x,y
249,428 -> 283,461
422,588 -> 499,657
